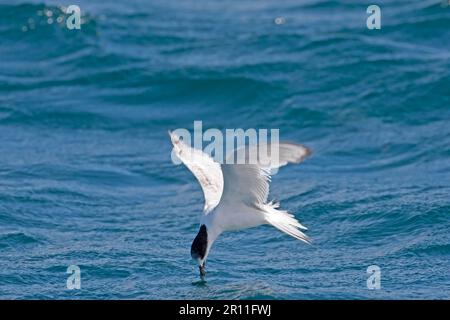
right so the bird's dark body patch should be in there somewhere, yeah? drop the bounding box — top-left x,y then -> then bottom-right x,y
191,224 -> 208,260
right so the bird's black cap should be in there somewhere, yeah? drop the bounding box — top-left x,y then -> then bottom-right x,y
191,224 -> 208,261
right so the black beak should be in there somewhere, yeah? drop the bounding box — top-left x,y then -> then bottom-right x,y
199,262 -> 206,278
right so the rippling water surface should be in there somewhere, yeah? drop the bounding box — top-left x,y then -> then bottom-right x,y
0,0 -> 449,299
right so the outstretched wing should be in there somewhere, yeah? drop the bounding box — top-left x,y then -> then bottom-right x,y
226,142 -> 311,172
220,164 -> 271,207
219,142 -> 311,243
221,142 -> 310,206
169,131 -> 223,214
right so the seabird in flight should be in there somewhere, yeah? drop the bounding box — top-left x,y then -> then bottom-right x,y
169,131 -> 311,278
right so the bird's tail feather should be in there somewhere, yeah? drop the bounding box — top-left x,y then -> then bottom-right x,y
262,201 -> 310,244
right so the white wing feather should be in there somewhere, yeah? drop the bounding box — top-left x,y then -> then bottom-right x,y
220,164 -> 271,207
221,142 -> 311,205
220,142 -> 311,243
169,131 -> 223,214
227,142 -> 311,171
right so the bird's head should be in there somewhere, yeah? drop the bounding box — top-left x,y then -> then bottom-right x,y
191,224 -> 208,277
191,224 -> 219,278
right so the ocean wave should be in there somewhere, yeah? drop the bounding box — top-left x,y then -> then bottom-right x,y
0,232 -> 41,248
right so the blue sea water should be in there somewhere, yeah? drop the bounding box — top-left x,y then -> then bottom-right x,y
0,0 -> 449,299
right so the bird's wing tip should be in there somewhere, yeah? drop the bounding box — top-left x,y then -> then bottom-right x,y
168,130 -> 180,146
